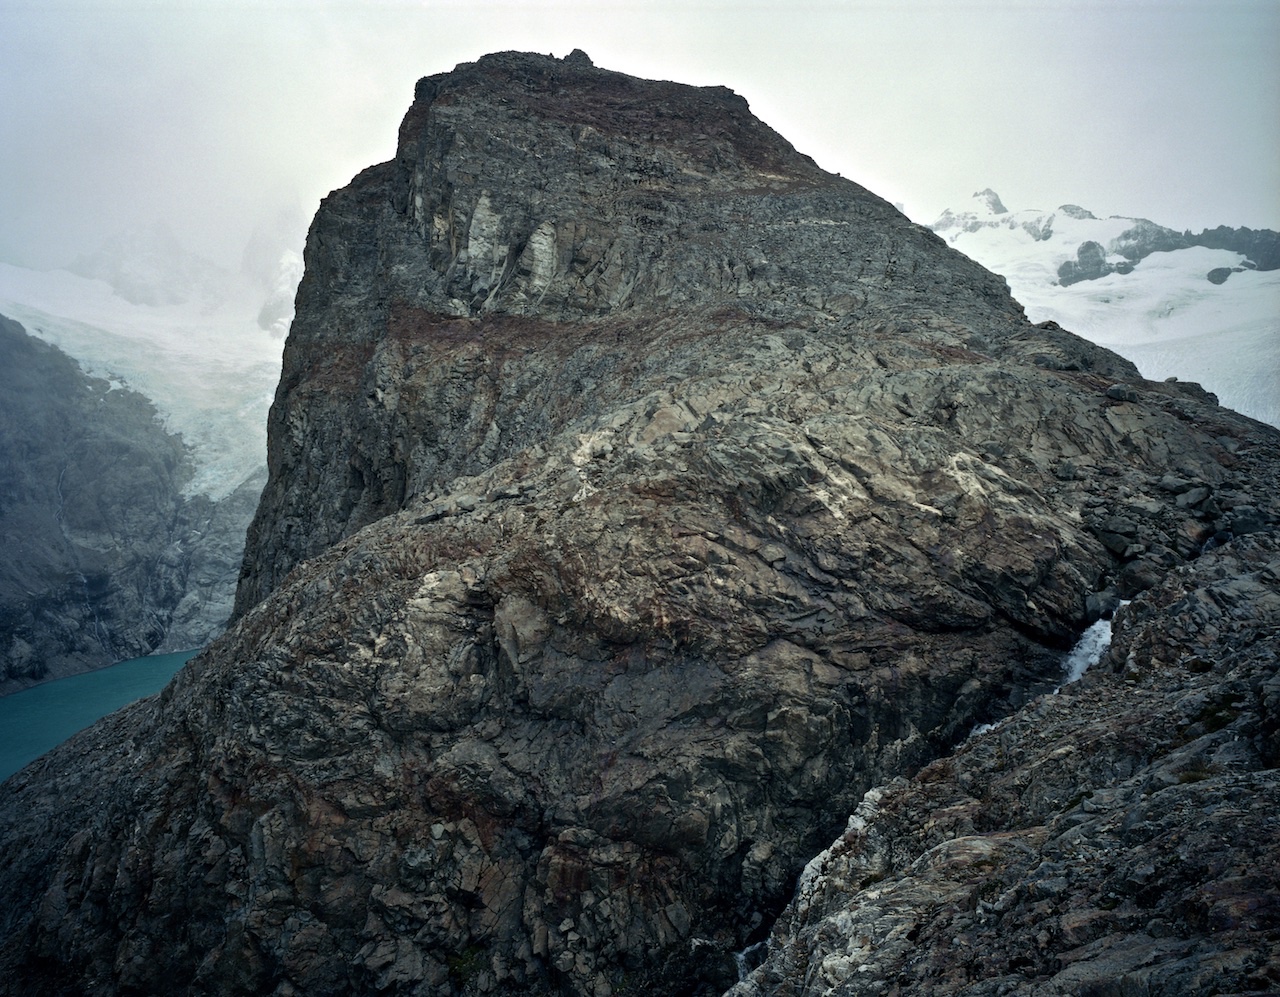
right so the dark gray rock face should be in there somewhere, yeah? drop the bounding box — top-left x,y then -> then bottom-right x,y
1194,224 -> 1280,270
1056,240 -> 1129,286
0,315 -> 251,689
234,51 -> 1111,617
731,531 -> 1280,996
1,51 -> 1278,997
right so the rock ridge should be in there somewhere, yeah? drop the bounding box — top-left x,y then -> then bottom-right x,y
1,52 -> 1278,997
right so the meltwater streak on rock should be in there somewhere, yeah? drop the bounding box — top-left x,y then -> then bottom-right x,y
2,51 -> 1279,997
1060,615 -> 1114,685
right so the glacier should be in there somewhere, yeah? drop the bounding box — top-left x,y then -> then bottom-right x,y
0,259 -> 288,500
931,192 -> 1280,428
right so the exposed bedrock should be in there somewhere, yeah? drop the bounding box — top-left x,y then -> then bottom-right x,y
2,51 -> 1278,997
732,531 -> 1280,996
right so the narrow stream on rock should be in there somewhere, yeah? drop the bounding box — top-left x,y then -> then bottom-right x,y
1058,601 -> 1128,689
734,940 -> 769,982
967,603 -> 1127,741
1059,617 -> 1113,686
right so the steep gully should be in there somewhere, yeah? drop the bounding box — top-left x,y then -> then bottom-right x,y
1,51 -> 1277,996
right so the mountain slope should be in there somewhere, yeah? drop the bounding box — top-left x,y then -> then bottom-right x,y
0,315 -> 220,687
931,190 -> 1280,427
0,228 -> 291,680
1,52 -> 1277,997
732,531 -> 1280,996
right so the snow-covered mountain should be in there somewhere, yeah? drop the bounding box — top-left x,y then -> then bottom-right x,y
0,227 -> 300,677
930,190 -> 1280,428
0,226 -> 297,500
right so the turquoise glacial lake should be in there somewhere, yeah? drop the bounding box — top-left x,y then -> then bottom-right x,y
0,649 -> 198,782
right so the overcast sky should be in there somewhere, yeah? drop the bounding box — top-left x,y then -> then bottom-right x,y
2,0 -> 1277,271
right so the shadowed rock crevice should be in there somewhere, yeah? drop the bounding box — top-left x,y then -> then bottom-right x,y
731,532 -> 1280,996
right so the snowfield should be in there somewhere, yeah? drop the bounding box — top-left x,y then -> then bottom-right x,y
932,193 -> 1280,428
0,262 -> 288,500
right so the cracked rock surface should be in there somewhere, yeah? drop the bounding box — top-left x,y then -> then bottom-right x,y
731,532 -> 1280,997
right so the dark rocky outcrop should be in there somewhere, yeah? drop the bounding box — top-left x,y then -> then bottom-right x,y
1058,204 -> 1097,221
1193,224 -> 1280,271
1056,239 -> 1148,286
2,51 -> 1278,997
1071,218 -> 1280,284
1057,240 -> 1113,285
731,531 -> 1280,996
0,315 -> 252,690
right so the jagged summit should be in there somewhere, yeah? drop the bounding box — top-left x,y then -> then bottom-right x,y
236,50 -> 1046,614
3,53 -> 1278,997
972,187 -> 1008,214
400,49 -> 821,193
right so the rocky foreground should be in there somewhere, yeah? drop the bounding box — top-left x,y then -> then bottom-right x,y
731,531 -> 1280,996
1,51 -> 1278,996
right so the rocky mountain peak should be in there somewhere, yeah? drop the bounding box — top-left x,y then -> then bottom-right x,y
234,52 -> 1053,615
1058,202 -> 1097,220
973,187 -> 1008,215
3,53 -> 1278,997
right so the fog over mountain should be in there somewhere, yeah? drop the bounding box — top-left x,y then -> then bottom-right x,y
0,217 -> 299,686
1,1 -> 1277,275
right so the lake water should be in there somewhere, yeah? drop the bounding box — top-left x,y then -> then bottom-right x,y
0,649 -> 198,782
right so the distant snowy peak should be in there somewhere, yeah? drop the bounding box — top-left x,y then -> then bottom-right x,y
930,190 -> 1280,284
927,190 -> 1280,429
1058,204 -> 1097,221
931,189 -> 1057,244
974,187 -> 1008,215
65,222 -> 232,308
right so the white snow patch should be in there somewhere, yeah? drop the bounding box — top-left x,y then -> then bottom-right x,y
0,262 -> 287,499
933,195 -> 1280,428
